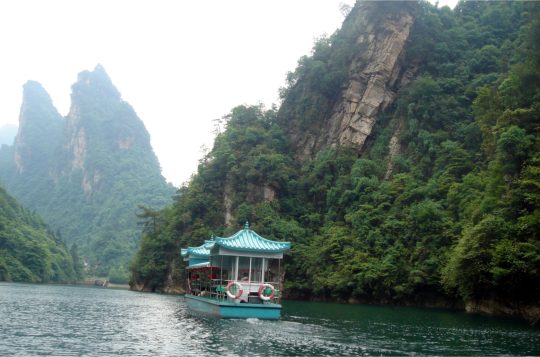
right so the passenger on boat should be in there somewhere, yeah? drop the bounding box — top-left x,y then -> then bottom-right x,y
241,272 -> 249,282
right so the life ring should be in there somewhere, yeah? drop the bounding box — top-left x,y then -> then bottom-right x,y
258,283 -> 275,301
226,281 -> 243,299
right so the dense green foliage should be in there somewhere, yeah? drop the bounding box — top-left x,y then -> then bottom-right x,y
0,186 -> 82,282
132,1 -> 540,306
0,66 -> 174,278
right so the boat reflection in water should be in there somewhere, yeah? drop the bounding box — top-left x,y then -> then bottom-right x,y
181,222 -> 291,320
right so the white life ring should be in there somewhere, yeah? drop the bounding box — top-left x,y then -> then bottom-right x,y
226,281 -> 244,299
258,283 -> 275,301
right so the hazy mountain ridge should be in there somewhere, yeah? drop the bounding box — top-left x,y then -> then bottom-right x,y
0,65 -> 174,277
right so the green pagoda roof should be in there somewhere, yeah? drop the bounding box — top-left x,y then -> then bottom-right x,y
214,222 -> 291,253
181,223 -> 291,259
181,240 -> 214,258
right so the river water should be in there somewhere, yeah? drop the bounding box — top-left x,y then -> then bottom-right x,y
0,282 -> 538,356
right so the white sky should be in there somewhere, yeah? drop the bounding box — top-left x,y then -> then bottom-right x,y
0,0 -> 457,187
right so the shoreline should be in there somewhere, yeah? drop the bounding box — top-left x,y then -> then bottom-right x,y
129,283 -> 539,324
80,278 -> 130,290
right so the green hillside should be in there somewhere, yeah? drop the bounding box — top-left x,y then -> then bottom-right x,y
130,0 -> 540,314
0,186 -> 82,282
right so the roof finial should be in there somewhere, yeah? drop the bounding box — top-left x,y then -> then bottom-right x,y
244,221 -> 250,229
210,234 -> 215,241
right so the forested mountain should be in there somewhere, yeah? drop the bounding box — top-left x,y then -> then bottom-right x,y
130,1 -> 540,318
0,185 -> 82,282
0,65 -> 174,278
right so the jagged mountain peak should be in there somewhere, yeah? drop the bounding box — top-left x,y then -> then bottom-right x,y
65,64 -> 151,157
77,64 -> 115,89
14,80 -> 64,174
69,64 -> 122,114
19,80 -> 62,124
23,80 -> 50,100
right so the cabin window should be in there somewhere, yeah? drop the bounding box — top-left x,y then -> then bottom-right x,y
250,258 -> 263,282
222,256 -> 278,283
231,257 -> 265,282
238,256 -> 250,281
215,255 -> 233,281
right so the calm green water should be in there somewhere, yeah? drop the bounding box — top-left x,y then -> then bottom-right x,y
0,283 -> 538,356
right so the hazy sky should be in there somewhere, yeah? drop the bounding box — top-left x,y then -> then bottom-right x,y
0,0 -> 457,187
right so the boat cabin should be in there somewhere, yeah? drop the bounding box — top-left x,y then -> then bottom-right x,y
181,222 -> 290,305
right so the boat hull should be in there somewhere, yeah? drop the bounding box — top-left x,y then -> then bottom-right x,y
185,294 -> 282,320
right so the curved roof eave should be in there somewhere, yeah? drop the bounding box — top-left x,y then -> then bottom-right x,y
216,245 -> 291,253
213,224 -> 291,253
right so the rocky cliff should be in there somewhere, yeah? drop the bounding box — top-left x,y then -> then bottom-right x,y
216,1 -> 418,227
280,1 -> 417,160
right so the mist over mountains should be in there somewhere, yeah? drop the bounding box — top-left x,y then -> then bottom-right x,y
0,124 -> 17,146
0,65 -> 174,276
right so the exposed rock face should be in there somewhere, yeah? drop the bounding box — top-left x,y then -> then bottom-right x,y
82,170 -> 102,194
223,178 -> 234,226
325,9 -> 413,148
70,127 -> 87,170
466,299 -> 540,324
118,137 -> 134,150
263,185 -> 276,201
246,183 -> 277,204
290,2 -> 417,160
384,119 -> 404,180
223,181 -> 276,227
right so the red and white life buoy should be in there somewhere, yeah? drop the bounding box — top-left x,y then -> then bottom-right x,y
226,281 -> 244,299
258,283 -> 275,301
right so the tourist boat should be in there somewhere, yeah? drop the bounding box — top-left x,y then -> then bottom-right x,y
181,222 -> 291,320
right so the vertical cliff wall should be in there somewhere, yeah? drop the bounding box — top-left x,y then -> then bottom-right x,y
280,1 -> 417,160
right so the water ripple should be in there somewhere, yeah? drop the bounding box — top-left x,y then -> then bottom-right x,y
0,283 -> 538,356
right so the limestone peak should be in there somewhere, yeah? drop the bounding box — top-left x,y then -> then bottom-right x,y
70,64 -> 121,112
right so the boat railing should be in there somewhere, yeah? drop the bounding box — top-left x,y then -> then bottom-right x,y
188,274 -> 282,304
204,279 -> 282,304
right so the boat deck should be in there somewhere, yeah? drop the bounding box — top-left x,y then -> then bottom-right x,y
185,294 -> 282,319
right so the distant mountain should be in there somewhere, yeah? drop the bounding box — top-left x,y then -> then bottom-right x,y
0,185 -> 82,282
0,124 -> 17,146
0,65 -> 174,277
